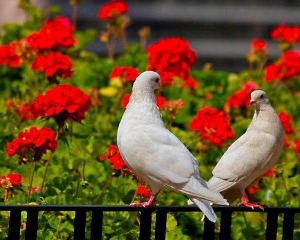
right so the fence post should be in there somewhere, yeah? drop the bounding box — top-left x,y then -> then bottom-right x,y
25,209 -> 39,240
266,211 -> 279,240
155,208 -> 167,240
74,210 -> 87,240
139,208 -> 152,240
8,210 -> 21,240
220,209 -> 232,240
282,211 -> 294,240
91,209 -> 103,240
203,217 -> 215,240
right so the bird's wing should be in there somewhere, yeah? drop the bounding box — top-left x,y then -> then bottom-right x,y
212,130 -> 277,183
120,124 -> 227,204
120,123 -> 198,185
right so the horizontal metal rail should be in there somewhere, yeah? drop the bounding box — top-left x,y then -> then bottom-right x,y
0,205 -> 299,240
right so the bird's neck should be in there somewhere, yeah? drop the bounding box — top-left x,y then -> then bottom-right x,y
255,104 -> 274,115
125,89 -> 163,125
253,103 -> 277,123
128,89 -> 157,106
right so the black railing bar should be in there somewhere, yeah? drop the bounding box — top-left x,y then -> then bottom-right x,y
74,210 -> 87,240
266,211 -> 279,240
8,209 -> 21,240
139,208 -> 152,240
0,205 -> 299,213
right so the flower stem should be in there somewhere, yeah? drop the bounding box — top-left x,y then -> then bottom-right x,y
27,161 -> 37,202
40,152 -> 53,194
93,174 -> 114,204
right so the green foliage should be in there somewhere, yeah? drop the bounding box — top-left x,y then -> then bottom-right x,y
0,1 -> 299,239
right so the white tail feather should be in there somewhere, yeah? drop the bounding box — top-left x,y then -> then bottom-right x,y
190,198 -> 217,223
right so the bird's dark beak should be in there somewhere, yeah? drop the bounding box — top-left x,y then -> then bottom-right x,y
250,99 -> 256,105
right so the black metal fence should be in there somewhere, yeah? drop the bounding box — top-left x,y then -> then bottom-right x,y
0,205 -> 299,240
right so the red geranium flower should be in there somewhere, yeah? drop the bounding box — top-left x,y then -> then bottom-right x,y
34,84 -> 91,127
184,76 -> 199,89
283,136 -> 290,149
0,42 -> 22,68
100,144 -> 126,170
6,100 -> 37,120
147,37 -> 196,87
121,93 -> 166,109
135,185 -> 151,198
7,173 -> 23,186
32,52 -> 73,82
110,66 -> 139,82
264,167 -> 276,178
278,111 -> 294,134
251,38 -> 267,53
97,0 -> 128,20
294,139 -> 300,153
226,81 -> 259,109
26,16 -> 75,51
6,126 -> 57,163
264,50 -> 300,82
271,24 -> 300,44
0,176 -> 12,189
248,185 -> 260,195
190,107 -> 234,147
164,99 -> 185,111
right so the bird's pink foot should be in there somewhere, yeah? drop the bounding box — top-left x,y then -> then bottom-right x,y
130,195 -> 156,207
238,195 -> 264,210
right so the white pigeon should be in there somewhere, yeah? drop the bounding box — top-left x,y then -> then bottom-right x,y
117,71 -> 228,222
207,89 -> 284,208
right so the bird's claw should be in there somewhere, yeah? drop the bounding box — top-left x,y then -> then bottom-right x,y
238,201 -> 264,210
130,202 -> 155,207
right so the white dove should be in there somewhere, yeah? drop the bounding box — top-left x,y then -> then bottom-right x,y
117,71 -> 228,222
207,89 -> 284,209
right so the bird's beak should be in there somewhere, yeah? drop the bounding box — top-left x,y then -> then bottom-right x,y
250,99 -> 256,105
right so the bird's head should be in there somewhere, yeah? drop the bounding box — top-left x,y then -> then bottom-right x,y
250,90 -> 270,106
132,71 -> 161,93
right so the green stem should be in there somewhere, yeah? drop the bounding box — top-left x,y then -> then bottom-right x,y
40,152 -> 53,194
27,161 -> 37,203
93,174 -> 114,204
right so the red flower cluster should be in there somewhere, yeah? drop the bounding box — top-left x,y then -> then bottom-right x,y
164,99 -> 185,111
190,107 -> 234,147
121,93 -> 166,109
295,139 -> 300,153
264,167 -> 276,178
26,16 -> 75,51
0,42 -> 22,68
135,185 -> 151,198
100,144 -> 126,170
264,50 -> 300,82
248,185 -> 260,195
32,52 -> 73,81
251,38 -> 267,53
6,127 -> 57,162
34,84 -> 91,127
109,66 -> 139,82
226,81 -> 259,109
6,100 -> 37,120
147,37 -> 197,87
278,111 -> 294,134
97,0 -> 128,20
0,173 -> 23,189
271,25 -> 300,44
